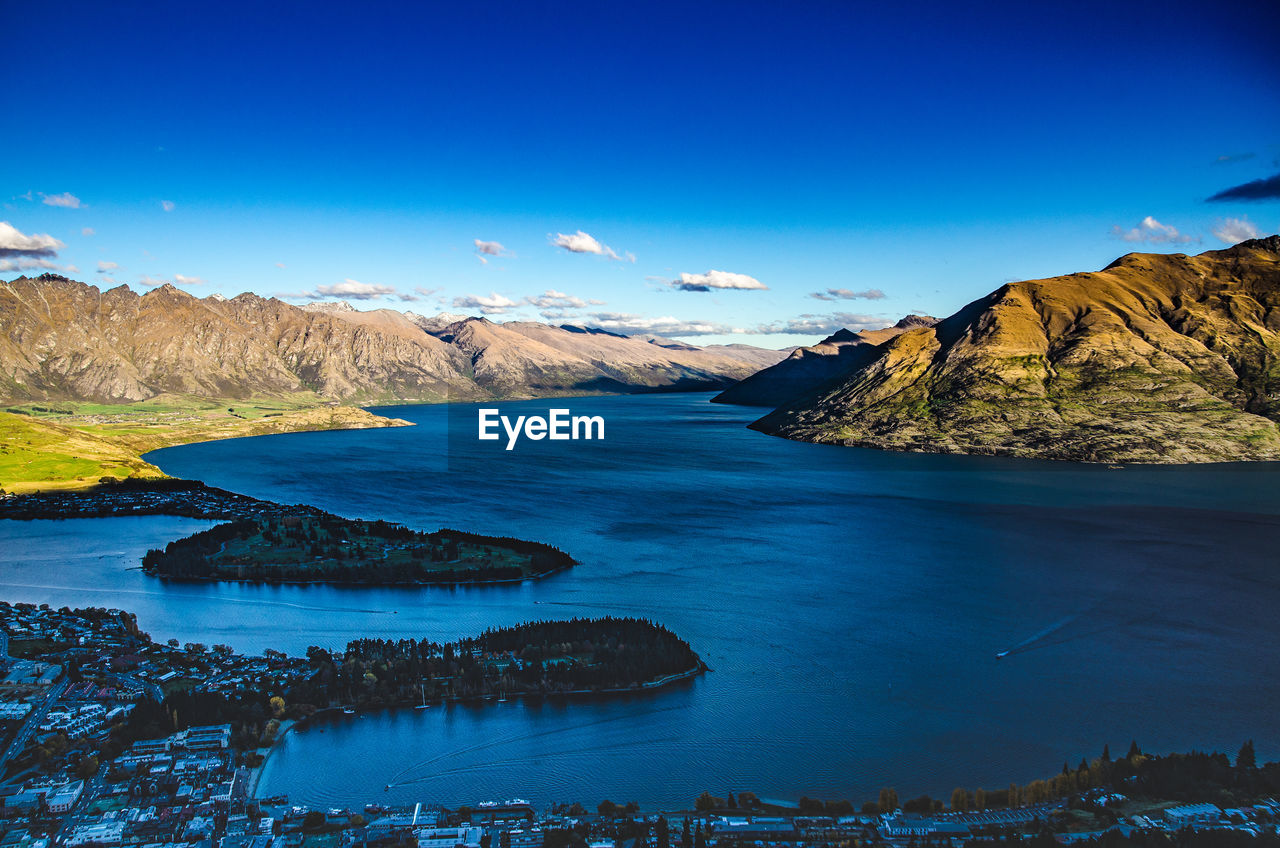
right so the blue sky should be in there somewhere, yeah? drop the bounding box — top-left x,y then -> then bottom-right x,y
3,0 -> 1279,347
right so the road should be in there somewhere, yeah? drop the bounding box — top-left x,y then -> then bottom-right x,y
0,674 -> 69,770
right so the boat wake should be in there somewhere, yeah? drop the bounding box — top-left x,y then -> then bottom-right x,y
996,615 -> 1077,659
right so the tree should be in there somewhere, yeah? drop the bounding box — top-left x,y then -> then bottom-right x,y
655,816 -> 670,848
75,755 -> 99,780
694,824 -> 706,848
1238,740 -> 1256,769
269,696 -> 286,718
598,800 -> 619,818
974,788 -> 986,811
950,788 -> 969,812
1127,740 -> 1141,761
877,787 -> 899,814
500,833 -> 511,848
695,792 -> 716,811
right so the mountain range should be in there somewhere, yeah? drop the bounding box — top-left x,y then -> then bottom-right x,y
749,237 -> 1280,463
0,275 -> 786,405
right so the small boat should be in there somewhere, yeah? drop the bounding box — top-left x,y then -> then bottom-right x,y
343,707 -> 356,714
996,651 -> 1009,660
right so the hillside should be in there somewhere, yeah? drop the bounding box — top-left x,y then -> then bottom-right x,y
713,315 -> 937,407
752,237 -> 1280,464
0,403 -> 409,494
0,276 -> 784,405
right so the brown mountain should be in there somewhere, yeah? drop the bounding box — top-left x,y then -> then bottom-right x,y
751,237 -> 1280,463
712,315 -> 937,407
0,275 -> 782,405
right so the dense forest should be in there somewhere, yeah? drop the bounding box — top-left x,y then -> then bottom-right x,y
286,617 -> 704,708
140,514 -> 574,584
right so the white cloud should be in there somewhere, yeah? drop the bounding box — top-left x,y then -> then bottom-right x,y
97,261 -> 120,274
528,289 -> 589,309
160,200 -> 176,212
137,274 -> 199,288
581,311 -> 733,337
1212,216 -> 1261,245
0,258 -> 73,273
549,230 -> 634,262
138,274 -> 202,288
81,227 -> 96,237
669,269 -> 767,292
452,292 -> 519,314
315,279 -> 398,300
1110,216 -> 1195,244
414,286 -> 442,298
474,239 -> 512,264
40,192 -> 82,209
275,262 -> 286,269
809,287 -> 886,301
0,221 -> 65,257
749,312 -> 886,335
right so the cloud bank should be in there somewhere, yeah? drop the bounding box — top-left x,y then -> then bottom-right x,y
315,279 -> 398,300
452,292 -> 519,314
750,313 -> 887,335
809,287 -> 886,301
581,311 -> 732,337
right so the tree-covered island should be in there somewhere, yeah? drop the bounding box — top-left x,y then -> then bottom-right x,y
141,514 -> 575,585
290,617 -> 706,708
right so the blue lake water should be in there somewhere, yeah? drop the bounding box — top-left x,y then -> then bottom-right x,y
2,393 -> 1279,809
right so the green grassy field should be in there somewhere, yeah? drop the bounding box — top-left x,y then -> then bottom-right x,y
0,398 -> 409,494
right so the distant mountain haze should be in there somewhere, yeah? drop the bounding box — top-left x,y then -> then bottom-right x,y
751,237 -> 1280,464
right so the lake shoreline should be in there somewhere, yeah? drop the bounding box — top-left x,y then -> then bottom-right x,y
250,662 -> 707,799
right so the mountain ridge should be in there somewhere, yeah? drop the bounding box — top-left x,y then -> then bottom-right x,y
0,275 -> 786,405
750,237 -> 1280,463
